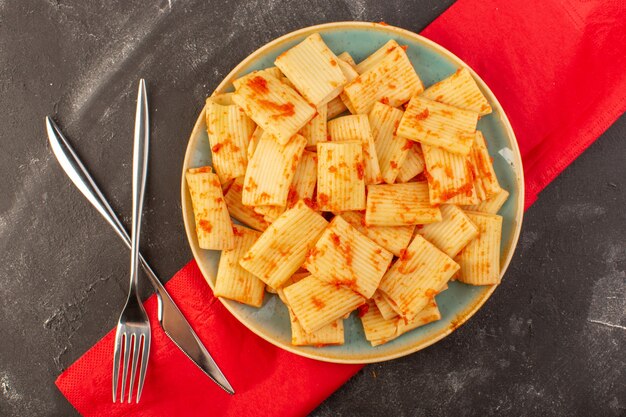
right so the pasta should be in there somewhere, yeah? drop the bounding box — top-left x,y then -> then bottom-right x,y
316,141 -> 366,211
282,275 -> 365,333
361,299 -> 441,346
338,210 -> 414,257
455,211 -> 502,285
242,133 -> 307,206
422,144 -> 479,205
327,115 -> 382,184
379,234 -> 459,320
274,33 -> 347,106
205,94 -> 256,183
232,72 -> 316,144
421,67 -> 492,116
300,103 -> 328,148
468,131 -> 502,200
396,143 -> 425,183
304,215 -> 394,299
239,201 -> 328,289
416,204 -> 479,258
462,189 -> 509,214
186,168 -> 234,250
214,225 -> 265,307
365,182 -> 442,226
368,102 -> 410,184
342,42 -> 423,114
223,177 -> 270,231
397,96 -> 478,155
186,32 -> 512,348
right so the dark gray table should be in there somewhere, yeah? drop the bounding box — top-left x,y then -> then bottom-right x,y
1,1 -> 624,416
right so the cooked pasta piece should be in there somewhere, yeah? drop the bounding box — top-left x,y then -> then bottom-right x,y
232,73 -> 316,145
327,115 -> 382,184
397,96 -> 478,155
355,40 -> 400,74
396,144 -> 425,182
342,43 -> 423,114
416,204 -> 479,258
422,144 -> 479,205
462,189 -> 509,214
274,33 -> 347,106
304,215 -> 393,298
287,149 -> 317,208
300,103 -> 328,148
239,201 -> 327,289
468,131 -> 502,200
336,57 -> 359,83
379,234 -> 459,320
316,141 -> 366,211
421,67 -> 492,116
362,299 -> 441,347
278,289 -> 344,346
337,51 -> 357,68
232,68 -> 284,90
365,182 -> 442,226
186,168 -> 234,250
372,290 -> 399,320
247,126 -> 264,160
327,96 -> 348,119
253,205 -> 284,223
368,102 -> 410,184
223,177 -> 270,231
455,211 -> 502,285
338,210 -> 414,257
205,95 -> 256,183
275,270 -> 311,292
214,225 -> 264,307
282,275 -> 365,333
242,133 -> 307,206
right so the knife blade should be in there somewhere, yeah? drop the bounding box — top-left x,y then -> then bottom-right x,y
45,115 -> 234,395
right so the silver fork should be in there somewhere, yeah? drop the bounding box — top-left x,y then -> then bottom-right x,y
112,79 -> 151,403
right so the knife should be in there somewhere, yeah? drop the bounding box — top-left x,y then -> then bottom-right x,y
45,115 -> 234,395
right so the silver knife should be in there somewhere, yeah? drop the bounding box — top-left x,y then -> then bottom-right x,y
45,115 -> 234,395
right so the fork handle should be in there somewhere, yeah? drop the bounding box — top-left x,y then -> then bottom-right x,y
129,79 -> 149,294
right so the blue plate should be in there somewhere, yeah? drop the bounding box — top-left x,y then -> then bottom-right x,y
181,22 -> 524,363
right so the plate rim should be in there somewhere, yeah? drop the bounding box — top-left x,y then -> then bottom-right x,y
180,21 -> 525,364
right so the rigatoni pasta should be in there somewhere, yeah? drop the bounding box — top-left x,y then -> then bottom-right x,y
396,144 -> 425,182
365,182 -> 442,226
242,133 -> 307,206
368,102 -> 410,184
421,67 -> 492,116
205,95 -> 256,183
462,189 -> 509,214
327,114 -> 382,184
186,168 -> 234,250
416,204 -> 479,258
214,225 -> 264,307
239,201 -> 327,289
379,234 -> 459,320
223,177 -> 270,231
304,216 -> 393,299
342,43 -> 423,114
339,210 -> 414,257
232,72 -> 316,144
300,104 -> 327,148
274,33 -> 347,106
316,141 -> 366,211
455,211 -> 502,285
397,96 -> 478,155
468,131 -> 502,200
422,144 -> 479,205
282,275 -> 365,333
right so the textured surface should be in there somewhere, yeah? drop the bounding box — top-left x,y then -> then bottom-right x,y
0,0 -> 624,416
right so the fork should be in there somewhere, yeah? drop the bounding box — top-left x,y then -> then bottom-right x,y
112,79 -> 151,403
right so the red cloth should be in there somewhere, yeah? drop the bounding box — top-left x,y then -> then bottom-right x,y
56,1 -> 626,416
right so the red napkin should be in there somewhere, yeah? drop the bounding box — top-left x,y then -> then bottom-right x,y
56,1 -> 626,416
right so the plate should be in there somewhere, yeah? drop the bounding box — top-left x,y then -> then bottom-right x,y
181,22 -> 524,364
